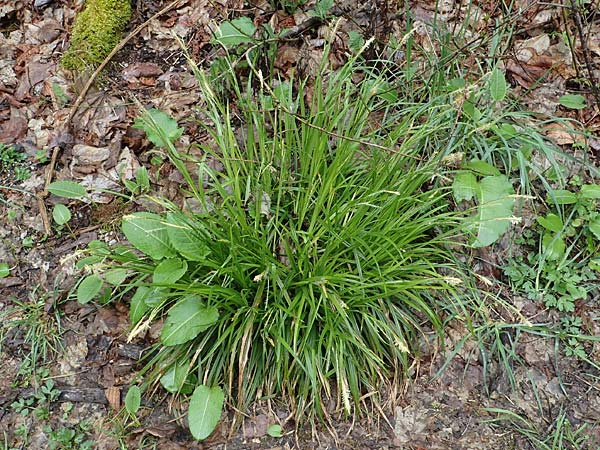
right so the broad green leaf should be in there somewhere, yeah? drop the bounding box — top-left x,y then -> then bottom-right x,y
188,385 -> 224,441
135,166 -> 150,191
463,159 -> 501,176
76,255 -> 103,270
47,181 -> 86,199
0,263 -> 9,278
452,172 -> 478,202
445,77 -> 466,92
153,258 -> 188,284
542,233 -> 565,261
129,286 -> 149,325
77,274 -> 103,304
536,213 -> 563,232
133,109 -> 184,148
558,94 -> 586,110
462,101 -> 483,122
143,286 -> 169,308
495,123 -> 517,139
124,386 -> 141,414
160,359 -> 194,394
166,213 -> 210,261
267,424 -> 283,437
589,216 -> 600,240
88,240 -> 110,252
472,175 -> 514,247
589,257 -> 600,271
160,295 -> 219,346
52,204 -> 71,225
122,212 -> 175,260
212,17 -> 256,47
105,268 -> 128,286
309,0 -> 334,18
347,31 -> 364,53
548,189 -> 577,205
581,184 -> 600,199
489,68 -> 507,101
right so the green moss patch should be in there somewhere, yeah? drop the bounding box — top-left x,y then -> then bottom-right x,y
61,0 -> 131,71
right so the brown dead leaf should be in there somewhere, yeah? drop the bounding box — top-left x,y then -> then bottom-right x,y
544,123 -> 585,146
506,55 -> 555,88
122,62 -> 163,83
14,44 -> 39,76
14,60 -> 54,101
75,93 -> 128,143
0,106 -> 27,143
275,45 -> 300,75
393,404 -> 430,445
148,440 -> 190,450
105,386 -> 121,411
89,305 -> 130,337
25,18 -> 61,44
0,276 -> 22,288
515,34 -> 550,61
143,425 -> 178,438
242,414 -> 269,439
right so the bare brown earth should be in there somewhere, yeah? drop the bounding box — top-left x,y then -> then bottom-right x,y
1,0 -> 599,449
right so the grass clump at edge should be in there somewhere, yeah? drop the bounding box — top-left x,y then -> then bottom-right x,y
76,49 -> 474,428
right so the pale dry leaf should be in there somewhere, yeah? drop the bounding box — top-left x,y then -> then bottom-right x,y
105,386 -> 121,411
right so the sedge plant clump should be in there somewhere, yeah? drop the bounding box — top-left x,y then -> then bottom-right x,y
73,49 -> 475,436
61,0 -> 131,71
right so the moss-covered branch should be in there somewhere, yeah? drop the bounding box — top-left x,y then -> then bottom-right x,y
61,0 -> 131,71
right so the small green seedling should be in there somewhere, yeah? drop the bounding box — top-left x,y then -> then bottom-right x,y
52,204 -> 72,226
0,143 -> 31,181
505,181 -> 600,361
121,166 -> 151,197
267,424 -> 283,437
308,0 -> 333,18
